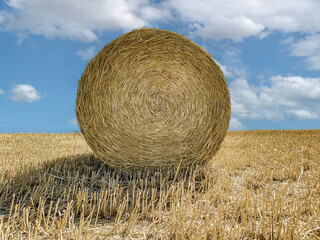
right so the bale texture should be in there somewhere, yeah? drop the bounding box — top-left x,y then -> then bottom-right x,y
76,28 -> 231,170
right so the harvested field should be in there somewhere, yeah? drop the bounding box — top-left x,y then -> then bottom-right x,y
0,130 -> 319,239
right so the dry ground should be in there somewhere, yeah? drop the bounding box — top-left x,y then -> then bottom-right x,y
0,130 -> 319,239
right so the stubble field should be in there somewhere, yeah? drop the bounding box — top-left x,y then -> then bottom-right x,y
0,130 -> 319,239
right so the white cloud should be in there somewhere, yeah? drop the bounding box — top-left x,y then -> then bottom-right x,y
0,89 -> 4,95
1,0 -> 149,42
285,110 -> 318,120
259,30 -> 273,39
289,34 -> 320,70
77,46 -> 97,60
281,36 -> 294,45
141,4 -> 172,21
215,61 -> 234,78
166,0 -> 320,41
1,0 -> 320,42
193,16 -> 264,42
230,75 -> 320,121
10,84 -> 42,103
216,60 -> 246,79
229,118 -> 245,131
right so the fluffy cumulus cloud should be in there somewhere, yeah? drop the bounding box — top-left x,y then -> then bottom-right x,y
229,118 -> 246,131
288,34 -> 320,70
216,60 -> 247,79
165,0 -> 320,41
0,0 -> 151,42
140,3 -> 172,21
10,84 -> 42,103
192,16 -> 264,42
164,0 -> 320,68
77,46 -> 97,60
230,76 -> 320,121
1,0 -> 320,42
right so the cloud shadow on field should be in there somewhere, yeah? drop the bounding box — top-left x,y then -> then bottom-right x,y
0,153 -> 207,224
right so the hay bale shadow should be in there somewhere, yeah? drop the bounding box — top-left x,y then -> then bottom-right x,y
0,153 -> 208,224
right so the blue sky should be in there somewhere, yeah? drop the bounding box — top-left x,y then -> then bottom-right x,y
0,0 -> 319,132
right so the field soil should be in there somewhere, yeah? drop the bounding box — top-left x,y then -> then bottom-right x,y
0,130 -> 319,239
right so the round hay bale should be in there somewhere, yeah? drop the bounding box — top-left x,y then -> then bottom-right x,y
76,28 -> 231,170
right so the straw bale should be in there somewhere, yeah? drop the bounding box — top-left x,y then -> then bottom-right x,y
76,28 -> 231,170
